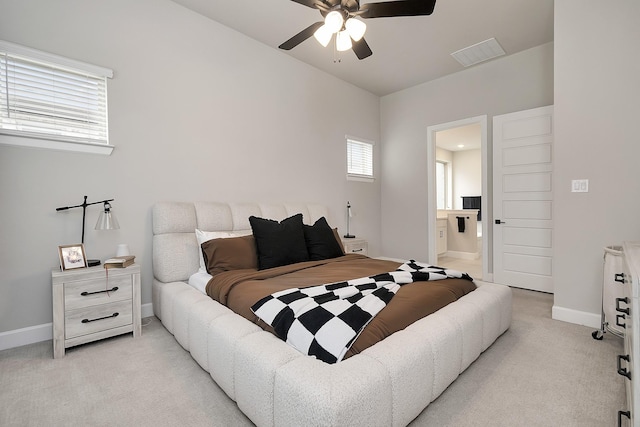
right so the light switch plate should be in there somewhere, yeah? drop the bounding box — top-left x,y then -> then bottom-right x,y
571,179 -> 589,193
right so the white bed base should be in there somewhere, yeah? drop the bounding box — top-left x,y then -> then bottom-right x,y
152,202 -> 512,427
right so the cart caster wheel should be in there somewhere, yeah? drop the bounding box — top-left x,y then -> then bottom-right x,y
592,330 -> 604,340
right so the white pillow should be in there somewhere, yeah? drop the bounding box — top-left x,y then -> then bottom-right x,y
195,229 -> 251,273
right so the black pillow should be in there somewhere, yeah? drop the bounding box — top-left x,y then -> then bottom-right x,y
303,217 -> 345,261
249,213 -> 310,270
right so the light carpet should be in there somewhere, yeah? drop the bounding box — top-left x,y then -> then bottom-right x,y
0,288 -> 625,426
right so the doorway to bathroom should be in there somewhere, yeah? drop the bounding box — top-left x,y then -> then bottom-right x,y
427,116 -> 489,282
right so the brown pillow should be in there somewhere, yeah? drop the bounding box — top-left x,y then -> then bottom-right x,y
201,235 -> 258,276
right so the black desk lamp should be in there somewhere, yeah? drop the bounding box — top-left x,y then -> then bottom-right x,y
56,196 -> 119,266
344,201 -> 355,238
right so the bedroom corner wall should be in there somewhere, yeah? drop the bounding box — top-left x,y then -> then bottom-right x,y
379,43 -> 554,262
0,0 -> 380,339
552,0 -> 640,324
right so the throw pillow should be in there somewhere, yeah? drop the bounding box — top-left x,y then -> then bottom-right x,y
249,213 -> 310,270
201,235 -> 258,276
195,229 -> 251,273
303,217 -> 345,260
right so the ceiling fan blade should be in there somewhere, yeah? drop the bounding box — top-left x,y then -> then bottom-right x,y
289,0 -> 323,9
352,37 -> 373,60
279,22 -> 325,50
360,0 -> 437,19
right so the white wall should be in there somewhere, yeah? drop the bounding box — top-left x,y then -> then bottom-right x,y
435,147 -> 453,164
380,43 -> 554,262
0,0 -> 380,334
380,0 -> 640,326
553,0 -> 640,324
452,149 -> 482,210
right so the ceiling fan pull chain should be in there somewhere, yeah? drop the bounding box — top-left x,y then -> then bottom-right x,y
333,36 -> 341,63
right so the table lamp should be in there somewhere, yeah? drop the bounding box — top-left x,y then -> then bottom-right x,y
344,201 -> 355,238
56,195 -> 119,266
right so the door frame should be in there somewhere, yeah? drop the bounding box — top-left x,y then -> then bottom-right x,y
426,115 -> 491,281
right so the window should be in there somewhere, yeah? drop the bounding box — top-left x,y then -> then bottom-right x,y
346,136 -> 374,181
0,40 -> 113,154
436,160 -> 452,209
436,161 -> 446,209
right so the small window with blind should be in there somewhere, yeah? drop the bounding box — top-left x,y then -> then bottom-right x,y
346,136 -> 374,181
0,40 -> 114,155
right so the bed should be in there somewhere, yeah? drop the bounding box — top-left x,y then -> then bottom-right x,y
152,202 -> 512,427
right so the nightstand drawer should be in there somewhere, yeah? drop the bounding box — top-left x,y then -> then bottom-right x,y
65,300 -> 133,339
64,275 -> 132,310
343,239 -> 368,255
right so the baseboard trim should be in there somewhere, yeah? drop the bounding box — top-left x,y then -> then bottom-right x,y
0,322 -> 52,351
0,303 -> 155,351
141,302 -> 154,319
552,305 -> 601,328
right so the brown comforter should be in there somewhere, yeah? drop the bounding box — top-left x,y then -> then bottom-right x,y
206,254 -> 476,359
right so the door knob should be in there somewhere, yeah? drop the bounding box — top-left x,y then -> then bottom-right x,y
495,219 -> 506,224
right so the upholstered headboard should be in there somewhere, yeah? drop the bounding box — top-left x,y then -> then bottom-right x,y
151,202 -> 330,285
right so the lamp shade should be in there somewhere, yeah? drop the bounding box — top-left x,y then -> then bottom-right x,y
95,201 -> 120,230
345,18 -> 366,41
336,30 -> 352,52
313,24 -> 333,47
324,11 -> 344,33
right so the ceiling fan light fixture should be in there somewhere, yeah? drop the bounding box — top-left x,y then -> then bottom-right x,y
324,11 -> 344,34
345,18 -> 366,41
313,24 -> 333,47
336,30 -> 352,52
281,0 -> 437,60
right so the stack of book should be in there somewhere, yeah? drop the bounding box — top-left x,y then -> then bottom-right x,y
103,255 -> 135,269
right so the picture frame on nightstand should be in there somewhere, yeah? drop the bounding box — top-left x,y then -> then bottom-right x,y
58,244 -> 88,271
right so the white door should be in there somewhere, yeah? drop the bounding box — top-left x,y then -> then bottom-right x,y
493,106 -> 553,293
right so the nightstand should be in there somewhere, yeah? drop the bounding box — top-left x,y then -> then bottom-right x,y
51,263 -> 141,358
341,238 -> 368,256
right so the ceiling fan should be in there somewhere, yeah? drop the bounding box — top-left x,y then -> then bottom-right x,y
279,0 -> 437,60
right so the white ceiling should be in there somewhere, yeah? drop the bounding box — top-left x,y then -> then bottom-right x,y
436,123 -> 481,152
170,0 -> 554,96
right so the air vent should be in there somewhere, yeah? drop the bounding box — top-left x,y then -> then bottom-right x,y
451,38 -> 505,67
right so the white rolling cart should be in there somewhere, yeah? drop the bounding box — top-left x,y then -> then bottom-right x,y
592,245 -> 626,340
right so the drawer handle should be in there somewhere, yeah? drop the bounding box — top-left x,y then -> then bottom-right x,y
616,314 -> 627,329
618,410 -> 631,426
615,273 -> 625,283
82,312 -> 119,323
351,248 -> 363,252
616,297 -> 630,315
81,286 -> 119,296
617,354 -> 631,380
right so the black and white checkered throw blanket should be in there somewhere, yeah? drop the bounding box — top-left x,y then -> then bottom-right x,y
251,260 -> 473,363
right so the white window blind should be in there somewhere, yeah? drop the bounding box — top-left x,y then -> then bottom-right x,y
0,40 -> 113,150
347,137 -> 374,179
